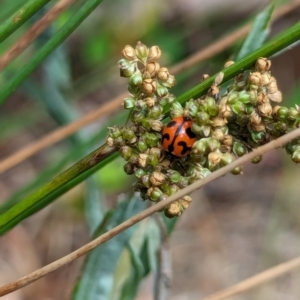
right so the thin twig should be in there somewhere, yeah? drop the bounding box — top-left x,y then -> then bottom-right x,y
0,0 -> 298,174
1,127 -> 300,297
0,0 -> 77,71
201,256 -> 300,300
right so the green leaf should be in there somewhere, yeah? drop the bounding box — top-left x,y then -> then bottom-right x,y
236,2 -> 275,60
72,195 -> 146,300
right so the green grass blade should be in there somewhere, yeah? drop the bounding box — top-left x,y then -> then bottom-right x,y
236,2 -> 275,60
0,0 -> 104,105
72,195 -> 146,300
0,0 -> 52,42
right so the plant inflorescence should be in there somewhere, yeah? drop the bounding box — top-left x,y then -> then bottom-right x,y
106,42 -> 300,218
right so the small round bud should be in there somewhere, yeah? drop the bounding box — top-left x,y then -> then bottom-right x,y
231,166 -> 243,175
255,57 -> 271,72
260,72 -> 272,86
208,151 -> 221,165
258,102 -> 272,117
292,148 -> 300,163
148,105 -> 163,119
119,60 -> 136,77
250,111 -> 261,125
238,90 -> 250,104
129,72 -> 143,86
141,175 -> 151,188
131,111 -> 145,124
122,45 -> 137,60
120,146 -> 133,160
212,128 -> 225,141
145,62 -> 160,78
161,75 -> 176,88
148,45 -> 162,62
150,171 -> 165,186
146,154 -> 159,166
248,72 -> 262,86
156,84 -> 169,97
142,78 -> 156,94
251,155 -> 262,164
167,170 -> 182,183
224,61 -> 235,68
106,136 -> 114,147
149,119 -> 164,131
123,98 -> 135,109
148,187 -> 163,202
135,41 -> 149,63
145,133 -> 159,147
223,135 -> 233,147
157,67 -> 170,81
265,77 -> 278,94
212,116 -> 227,127
135,168 -> 146,179
149,147 -> 162,158
288,107 -> 299,120
136,140 -> 148,153
268,90 -> 282,103
233,141 -> 247,157
138,153 -> 148,167
144,97 -> 156,107
196,111 -> 210,125
123,162 -> 134,175
227,91 -> 239,104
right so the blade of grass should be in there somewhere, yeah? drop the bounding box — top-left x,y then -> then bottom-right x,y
1,21 -> 300,235
0,0 -> 104,105
236,2 -> 275,60
0,0 -> 52,42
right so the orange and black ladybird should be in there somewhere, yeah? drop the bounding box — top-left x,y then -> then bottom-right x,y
161,117 -> 197,157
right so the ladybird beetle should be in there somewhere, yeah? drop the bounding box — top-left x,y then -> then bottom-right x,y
161,117 -> 197,157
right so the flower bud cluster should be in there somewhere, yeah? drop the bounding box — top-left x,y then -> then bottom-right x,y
107,46 -> 300,218
108,42 -> 192,217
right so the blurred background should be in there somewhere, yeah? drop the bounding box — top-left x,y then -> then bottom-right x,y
1,0 -> 300,299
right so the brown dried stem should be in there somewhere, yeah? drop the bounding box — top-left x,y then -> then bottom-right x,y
1,127 -> 300,297
0,0 -> 78,71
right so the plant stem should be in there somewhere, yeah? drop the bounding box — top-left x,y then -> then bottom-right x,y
0,0 -> 104,105
0,145 -> 117,235
0,0 -> 52,43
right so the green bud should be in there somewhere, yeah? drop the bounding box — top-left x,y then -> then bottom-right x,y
121,128 -> 135,141
250,130 -> 266,144
137,140 -> 148,152
288,107 -> 299,120
131,111 -> 145,124
161,75 -> 176,88
166,184 -> 180,196
135,42 -> 148,63
149,187 -> 164,202
248,90 -> 258,105
207,104 -> 219,117
207,138 -> 220,152
147,154 -> 159,166
185,100 -> 198,117
156,84 -> 169,97
145,133 -> 159,147
233,141 -> 247,157
134,168 -> 146,179
123,98 -> 135,109
245,104 -> 255,115
220,152 -> 235,166
191,123 -> 204,135
231,166 -> 243,175
129,153 -> 139,164
148,105 -> 163,119
196,111 -> 210,125
123,162 -> 134,175
277,107 -> 289,120
119,59 -> 136,77
192,139 -> 208,155
251,155 -> 262,164
141,119 -> 151,131
170,102 -> 183,118
167,170 -> 182,183
275,120 -> 288,133
292,148 -> 300,163
129,72 -> 143,86
285,142 -> 298,155
127,83 -> 140,95
140,175 -> 151,188
227,91 -> 239,104
109,126 -> 121,139
238,90 -> 251,104
231,101 -> 245,115
119,146 -> 133,160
